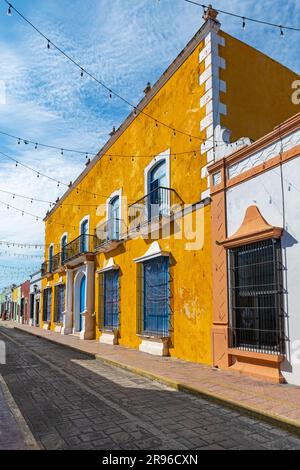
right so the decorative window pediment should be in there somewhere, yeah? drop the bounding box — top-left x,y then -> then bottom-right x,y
97,257 -> 119,273
220,206 -> 283,248
133,242 -> 170,264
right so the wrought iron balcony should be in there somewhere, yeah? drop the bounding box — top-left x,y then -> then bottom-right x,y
128,186 -> 183,233
41,260 -> 51,277
41,252 -> 62,276
94,218 -> 126,252
63,234 -> 95,264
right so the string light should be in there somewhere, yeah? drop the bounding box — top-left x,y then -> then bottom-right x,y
7,3 -> 12,16
0,240 -> 59,249
242,17 -> 246,30
4,1 -> 210,143
0,130 -> 95,157
182,1 -> 300,33
0,200 -> 76,230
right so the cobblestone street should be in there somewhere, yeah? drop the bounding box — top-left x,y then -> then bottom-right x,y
0,326 -> 300,451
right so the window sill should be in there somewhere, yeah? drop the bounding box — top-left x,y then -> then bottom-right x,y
138,335 -> 170,357
228,348 -> 284,364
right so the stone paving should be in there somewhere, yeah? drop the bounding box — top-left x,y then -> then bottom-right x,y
8,321 -> 300,431
0,375 -> 28,450
0,326 -> 300,450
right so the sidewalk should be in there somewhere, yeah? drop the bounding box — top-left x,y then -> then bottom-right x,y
5,321 -> 300,436
0,373 -> 39,450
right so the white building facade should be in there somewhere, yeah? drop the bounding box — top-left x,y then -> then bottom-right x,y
209,113 -> 300,385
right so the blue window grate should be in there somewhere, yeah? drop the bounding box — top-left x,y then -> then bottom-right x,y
98,270 -> 120,331
137,256 -> 170,337
55,284 -> 65,323
43,288 -> 52,322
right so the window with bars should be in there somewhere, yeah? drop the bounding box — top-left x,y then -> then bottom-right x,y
54,284 -> 65,324
98,270 -> 119,330
30,294 -> 34,319
229,239 -> 285,355
137,256 -> 170,337
43,288 -> 52,322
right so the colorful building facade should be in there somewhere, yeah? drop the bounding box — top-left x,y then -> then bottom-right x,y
208,112 -> 300,385
40,8 -> 298,365
20,280 -> 30,325
29,271 -> 42,327
11,285 -> 21,322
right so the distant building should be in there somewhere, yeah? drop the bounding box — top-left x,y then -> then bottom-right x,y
29,271 -> 42,327
21,280 -> 30,325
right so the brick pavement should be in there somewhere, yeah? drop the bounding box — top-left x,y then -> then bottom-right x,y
0,326 -> 300,450
0,371 -> 37,450
2,321 -> 300,435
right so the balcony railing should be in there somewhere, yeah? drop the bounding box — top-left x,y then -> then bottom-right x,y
128,186 -> 183,232
41,252 -> 62,276
94,218 -> 126,250
63,234 -> 95,263
41,260 -> 51,277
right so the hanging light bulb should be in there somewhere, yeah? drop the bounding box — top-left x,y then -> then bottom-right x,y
109,90 -> 112,99
7,4 -> 12,16
37,172 -> 40,178
280,26 -> 284,37
18,138 -> 21,145
47,40 -> 51,49
61,149 -> 64,156
81,68 -> 84,77
35,143 -> 38,150
173,129 -> 176,137
242,17 -> 246,30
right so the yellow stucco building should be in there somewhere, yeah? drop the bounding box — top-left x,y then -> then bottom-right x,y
40,7 -> 298,364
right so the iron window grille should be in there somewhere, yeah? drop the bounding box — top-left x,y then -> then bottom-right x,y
43,288 -> 52,323
229,239 -> 285,355
98,270 -> 120,331
54,284 -> 65,324
137,256 -> 171,337
30,293 -> 34,319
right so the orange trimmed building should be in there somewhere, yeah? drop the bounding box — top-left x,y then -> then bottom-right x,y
208,112 -> 300,385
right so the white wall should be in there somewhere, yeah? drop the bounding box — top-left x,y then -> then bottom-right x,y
226,157 -> 300,385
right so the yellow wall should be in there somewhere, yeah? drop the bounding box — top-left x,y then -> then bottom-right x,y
220,31 -> 299,143
42,24 -> 298,365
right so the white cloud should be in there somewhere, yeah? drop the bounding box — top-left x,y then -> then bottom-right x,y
0,0 -> 299,288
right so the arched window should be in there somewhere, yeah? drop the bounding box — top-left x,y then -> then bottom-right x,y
80,219 -> 89,252
61,235 -> 67,263
148,160 -> 167,218
108,196 -> 120,240
79,275 -> 86,331
49,245 -> 54,272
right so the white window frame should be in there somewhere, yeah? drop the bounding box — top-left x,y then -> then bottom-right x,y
106,189 -> 122,221
144,149 -> 170,196
48,243 -> 54,260
79,215 -> 90,235
60,232 -> 68,250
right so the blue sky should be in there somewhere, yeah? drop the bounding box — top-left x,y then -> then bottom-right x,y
0,0 -> 299,288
